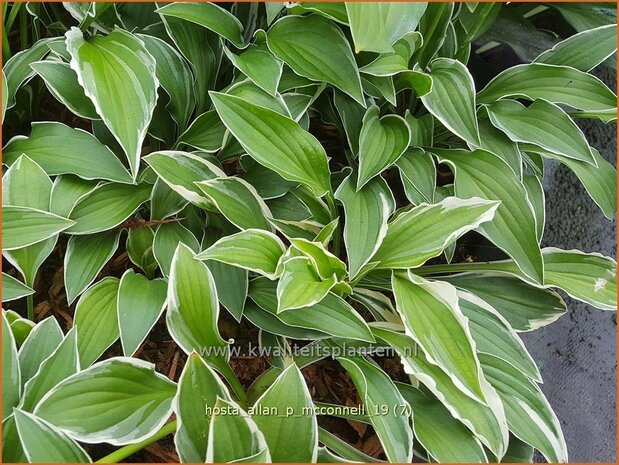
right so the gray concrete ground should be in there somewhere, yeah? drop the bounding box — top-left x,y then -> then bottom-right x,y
521,68 -> 617,463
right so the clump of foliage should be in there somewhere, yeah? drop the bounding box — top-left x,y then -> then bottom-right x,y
2,2 -> 617,463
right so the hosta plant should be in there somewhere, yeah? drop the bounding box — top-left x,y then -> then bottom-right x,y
2,1 -> 617,463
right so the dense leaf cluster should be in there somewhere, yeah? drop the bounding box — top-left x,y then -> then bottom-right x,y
2,2 -> 617,463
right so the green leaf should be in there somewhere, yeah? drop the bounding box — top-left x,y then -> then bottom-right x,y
2,122 -> 133,183
373,327 -> 509,457
30,61 -> 98,119
277,256 -> 337,312
64,231 -> 120,304
19,328 -> 79,412
206,397 -> 270,463
174,353 -> 232,463
357,105 -> 410,188
138,34 -> 194,131
196,229 -> 285,279
145,150 -> 226,209
177,110 -> 226,152
487,99 -> 597,164
335,174 -> 394,278
527,146 -> 616,219
224,44 -> 283,97
2,273 -> 34,302
244,301 -> 327,340
196,177 -> 273,231
442,274 -> 567,332
373,196 -> 498,269
14,410 -> 91,463
397,383 -> 488,463
34,358 -> 176,445
522,174 -> 545,242
18,317 -> 64,389
249,278 -> 374,342
66,182 -> 151,235
290,238 -> 347,281
476,118 -> 523,178
153,222 -> 199,277
118,270 -> 167,356
266,14 -> 364,105
4,38 -> 56,110
478,63 -> 617,114
212,92 -> 332,196
73,277 -> 120,368
480,354 -> 567,463
126,226 -> 158,277
414,2 -> 455,68
345,2 -> 427,53
66,27 -> 158,179
166,243 -> 229,361
396,148 -> 437,204
337,355 -> 414,462
253,364 -> 318,462
502,435 -> 535,463
534,24 -> 617,72
393,272 -> 486,402
422,58 -> 480,145
157,2 -> 245,48
2,415 -> 27,463
2,70 -> 7,121
206,260 -> 248,322
2,312 -> 20,420
434,148 -> 544,284
2,206 -> 74,251
458,291 -> 540,381
542,248 -> 617,311
50,175 -> 99,218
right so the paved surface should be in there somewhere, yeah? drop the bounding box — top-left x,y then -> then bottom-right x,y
521,67 -> 617,463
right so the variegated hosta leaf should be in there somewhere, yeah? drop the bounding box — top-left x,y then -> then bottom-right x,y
17,318 -> 63,390
276,256 -> 338,312
373,196 -> 499,269
224,44 -> 283,97
211,92 -> 332,197
397,382 -> 488,463
478,63 -> 617,115
34,358 -> 176,445
533,24 -> 617,72
249,278 -> 374,342
480,354 -> 568,463
392,272 -> 487,402
196,177 -> 273,231
206,397 -> 271,463
433,148 -> 544,284
177,110 -> 227,153
345,2 -> 427,53
335,173 -> 395,279
441,274 -> 567,332
396,148 -> 437,204
266,14 -> 364,105
13,410 -> 91,463
73,277 -> 120,368
66,27 -> 158,179
64,231 -> 121,304
153,221 -> 200,277
2,312 -> 21,420
175,353 -> 232,463
144,150 -> 226,209
117,270 -> 167,356
2,273 -> 34,302
2,206 -> 74,251
196,229 -> 286,279
486,99 -> 596,164
290,238 -> 347,281
2,122 -> 133,184
422,58 -> 480,145
372,327 -> 509,458
337,355 -> 414,462
252,364 -> 318,462
458,291 -> 541,381
357,105 -> 411,189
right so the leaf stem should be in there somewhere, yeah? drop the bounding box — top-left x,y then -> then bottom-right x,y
26,294 -> 34,321
325,192 -> 341,258
19,8 -> 27,51
96,420 -> 177,463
